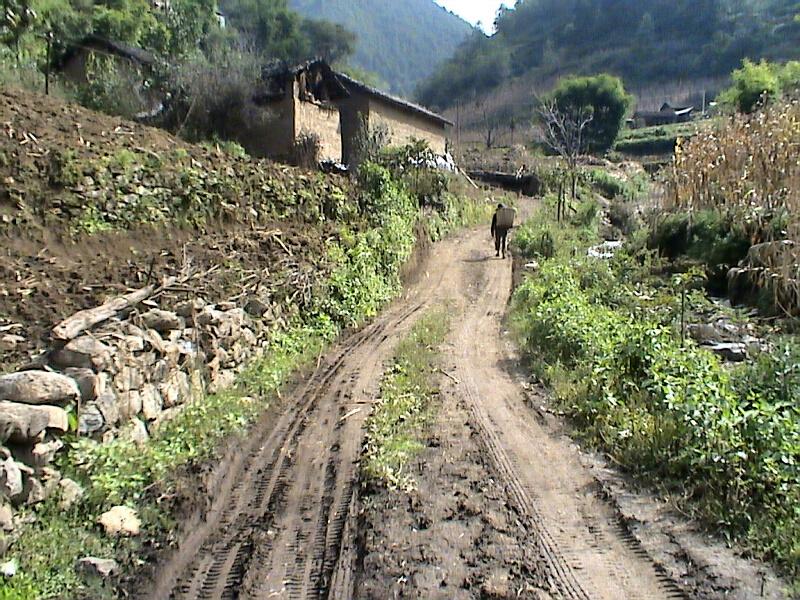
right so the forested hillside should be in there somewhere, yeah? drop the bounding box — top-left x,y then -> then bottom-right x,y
288,0 -> 473,95
419,0 -> 800,109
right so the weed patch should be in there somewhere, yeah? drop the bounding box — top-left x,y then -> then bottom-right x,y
362,309 -> 450,491
511,238 -> 800,582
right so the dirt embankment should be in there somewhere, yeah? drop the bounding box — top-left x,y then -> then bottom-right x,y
0,87 -> 351,371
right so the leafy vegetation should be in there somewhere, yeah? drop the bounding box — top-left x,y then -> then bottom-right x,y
511,207 -> 800,582
718,59 -> 800,112
362,308 -> 450,491
1,155 -> 487,599
417,0 -> 800,110
547,74 -> 632,152
613,121 -> 715,156
288,0 -> 472,96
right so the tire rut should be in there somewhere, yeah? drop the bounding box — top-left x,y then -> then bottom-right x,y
446,229 -> 686,600
147,225 -> 465,600
150,300 -> 428,600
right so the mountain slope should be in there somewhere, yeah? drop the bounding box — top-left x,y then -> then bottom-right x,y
419,0 -> 800,110
288,0 -> 472,96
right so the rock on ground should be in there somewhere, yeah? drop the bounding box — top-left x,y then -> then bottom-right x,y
0,458 -> 23,500
58,478 -> 84,510
75,556 -> 119,579
0,401 -> 68,443
98,505 -> 141,536
0,371 -> 79,405
141,309 -> 184,333
51,336 -> 113,371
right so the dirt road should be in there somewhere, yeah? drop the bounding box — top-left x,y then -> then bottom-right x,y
148,208 -> 786,600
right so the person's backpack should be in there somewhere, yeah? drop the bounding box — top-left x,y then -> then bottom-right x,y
496,207 -> 516,228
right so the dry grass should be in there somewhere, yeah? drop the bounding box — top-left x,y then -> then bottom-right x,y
668,100 -> 800,314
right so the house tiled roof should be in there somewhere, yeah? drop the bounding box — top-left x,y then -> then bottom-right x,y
334,71 -> 453,127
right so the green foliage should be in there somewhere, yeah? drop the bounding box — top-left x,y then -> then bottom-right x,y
719,59 -> 782,113
300,17 -> 354,63
219,0 -> 307,61
549,74 -> 632,152
418,0 -> 800,110
362,308 -> 450,490
511,250 -> 800,580
511,198 -> 600,260
288,0 -> 472,96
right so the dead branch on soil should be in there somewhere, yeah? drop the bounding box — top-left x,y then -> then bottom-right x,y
51,277 -> 178,341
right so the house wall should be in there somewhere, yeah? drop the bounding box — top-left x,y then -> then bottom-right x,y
61,51 -> 90,84
293,81 -> 342,163
367,97 -> 447,155
338,95 -> 371,166
238,82 -> 295,160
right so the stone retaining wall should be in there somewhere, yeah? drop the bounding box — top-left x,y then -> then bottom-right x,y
0,293 -> 269,518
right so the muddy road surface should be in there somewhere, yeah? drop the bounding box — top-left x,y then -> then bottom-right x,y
148,203 -> 787,600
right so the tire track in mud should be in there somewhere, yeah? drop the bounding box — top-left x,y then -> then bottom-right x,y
148,233 -> 460,600
447,233 -> 687,600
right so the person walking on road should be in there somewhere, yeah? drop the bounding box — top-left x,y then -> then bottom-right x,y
491,203 -> 514,259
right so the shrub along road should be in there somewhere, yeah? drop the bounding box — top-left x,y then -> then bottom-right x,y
144,202 -> 788,600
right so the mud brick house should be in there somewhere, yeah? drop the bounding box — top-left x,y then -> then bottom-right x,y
335,72 -> 452,165
56,35 -> 162,117
252,60 -> 451,166
250,60 -> 350,163
632,103 -> 695,128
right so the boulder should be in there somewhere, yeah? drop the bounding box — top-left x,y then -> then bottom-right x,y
0,334 -> 25,351
141,309 -> 183,333
0,401 -> 68,443
1,558 -> 17,577
140,384 -> 163,421
143,329 -> 166,354
119,419 -> 149,446
58,478 -> 84,510
244,297 -> 270,318
0,371 -> 79,405
704,342 -> 748,362
40,467 -> 61,498
159,371 -> 191,408
175,298 -> 206,318
119,390 -> 142,421
688,323 -> 724,345
95,391 -> 120,428
210,370 -> 236,394
98,505 -> 140,536
78,404 -> 105,436
0,458 -> 23,500
113,365 -> 144,394
0,504 -> 12,532
122,335 -> 145,353
51,337 -> 112,371
63,368 -> 104,402
31,439 -> 64,468
76,557 -> 119,579
23,476 -> 46,505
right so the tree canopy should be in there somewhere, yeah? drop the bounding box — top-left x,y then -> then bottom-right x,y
417,0 -> 800,110
546,74 -> 632,152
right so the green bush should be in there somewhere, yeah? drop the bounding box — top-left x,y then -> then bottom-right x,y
512,257 -> 800,579
725,60 -> 778,113
547,74 -> 633,152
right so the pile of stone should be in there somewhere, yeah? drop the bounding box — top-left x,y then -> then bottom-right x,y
0,290 -> 272,540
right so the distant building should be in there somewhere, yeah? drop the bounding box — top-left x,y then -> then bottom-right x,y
632,103 -> 694,128
249,59 -> 452,166
55,35 -> 162,117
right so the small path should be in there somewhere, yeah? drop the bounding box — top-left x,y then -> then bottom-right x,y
146,201 -> 790,599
